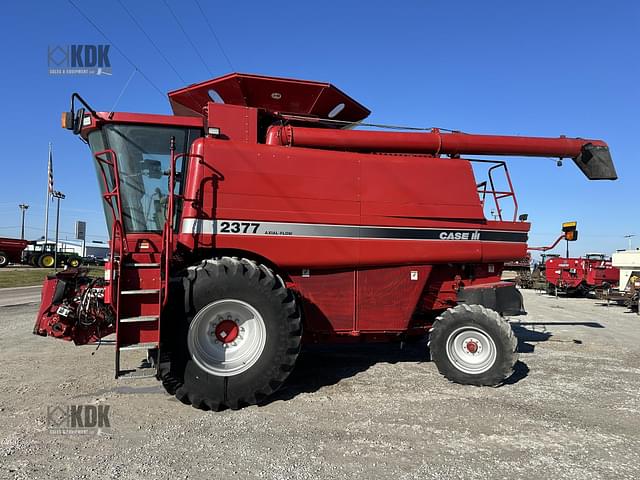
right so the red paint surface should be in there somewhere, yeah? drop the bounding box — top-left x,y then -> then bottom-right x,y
36,73 -> 615,346
545,256 -> 619,291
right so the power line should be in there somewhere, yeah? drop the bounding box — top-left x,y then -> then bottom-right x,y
67,0 -> 166,99
161,0 -> 214,77
116,0 -> 189,85
193,0 -> 234,71
114,0 -> 204,110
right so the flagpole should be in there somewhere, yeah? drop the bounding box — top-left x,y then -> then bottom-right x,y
44,143 -> 51,246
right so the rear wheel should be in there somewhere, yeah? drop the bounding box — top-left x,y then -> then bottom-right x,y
160,257 -> 302,410
38,253 -> 55,268
429,304 -> 518,386
0,252 -> 8,268
67,257 -> 80,268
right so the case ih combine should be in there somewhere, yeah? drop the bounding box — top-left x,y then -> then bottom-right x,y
33,73 -> 616,410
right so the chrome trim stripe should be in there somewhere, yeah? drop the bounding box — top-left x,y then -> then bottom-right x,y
180,219 -> 527,243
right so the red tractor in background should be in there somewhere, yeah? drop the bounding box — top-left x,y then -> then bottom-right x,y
33,73 -> 617,410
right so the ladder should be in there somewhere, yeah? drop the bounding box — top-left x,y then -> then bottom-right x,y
114,249 -> 162,379
95,148 -> 168,380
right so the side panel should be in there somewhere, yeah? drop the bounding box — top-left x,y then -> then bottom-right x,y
290,265 -> 432,334
356,265 -> 431,331
289,270 -> 356,333
178,139 -> 529,268
361,154 -> 485,222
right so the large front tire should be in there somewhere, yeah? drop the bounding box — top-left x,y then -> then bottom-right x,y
429,304 -> 517,386
160,257 -> 302,410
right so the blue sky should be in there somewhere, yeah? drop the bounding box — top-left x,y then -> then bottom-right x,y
0,0 -> 638,257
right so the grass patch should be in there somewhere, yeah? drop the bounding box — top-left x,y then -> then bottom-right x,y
0,267 -> 104,288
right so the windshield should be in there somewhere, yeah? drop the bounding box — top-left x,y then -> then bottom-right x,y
88,124 -> 200,233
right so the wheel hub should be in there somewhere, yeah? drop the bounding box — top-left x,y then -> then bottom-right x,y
188,299 -> 267,376
214,319 -> 240,344
445,326 -> 497,375
463,338 -> 481,354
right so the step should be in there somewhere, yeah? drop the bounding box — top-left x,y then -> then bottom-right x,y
119,315 -> 159,324
86,339 -> 116,346
119,342 -> 158,351
116,369 -> 157,380
123,262 -> 161,268
120,289 -> 160,295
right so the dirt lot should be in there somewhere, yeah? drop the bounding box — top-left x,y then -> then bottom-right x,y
1,289 -> 639,479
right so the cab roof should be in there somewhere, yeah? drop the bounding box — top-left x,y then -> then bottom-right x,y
168,72 -> 370,122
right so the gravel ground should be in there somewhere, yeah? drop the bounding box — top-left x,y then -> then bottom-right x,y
1,289 -> 639,479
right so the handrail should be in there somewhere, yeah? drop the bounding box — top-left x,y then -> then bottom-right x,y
162,139 -> 177,308
471,159 -> 518,222
94,149 -> 126,327
94,149 -> 125,238
162,150 -> 204,306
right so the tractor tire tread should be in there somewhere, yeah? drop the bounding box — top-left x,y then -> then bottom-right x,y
430,304 -> 517,386
159,256 -> 301,411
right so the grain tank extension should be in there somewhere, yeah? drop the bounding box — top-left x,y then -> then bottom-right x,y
34,73 -> 617,410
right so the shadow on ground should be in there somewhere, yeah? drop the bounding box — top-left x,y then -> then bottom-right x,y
510,321 -> 602,354
264,340 -> 431,405
264,331 -> 536,406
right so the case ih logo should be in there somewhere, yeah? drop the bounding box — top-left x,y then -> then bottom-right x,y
48,44 -> 112,75
439,230 -> 481,241
47,404 -> 111,435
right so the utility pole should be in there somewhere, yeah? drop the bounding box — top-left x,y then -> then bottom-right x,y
52,191 -> 65,270
18,204 -> 29,239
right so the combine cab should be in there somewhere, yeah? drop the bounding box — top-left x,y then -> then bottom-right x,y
33,73 -> 617,410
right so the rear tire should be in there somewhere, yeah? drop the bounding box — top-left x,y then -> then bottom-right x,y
38,253 -> 55,268
429,304 -> 517,386
0,252 -> 8,268
160,257 -> 302,410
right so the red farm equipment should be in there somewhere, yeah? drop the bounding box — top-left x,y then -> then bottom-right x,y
530,223 -> 620,296
545,254 -> 620,296
0,237 -> 28,267
33,73 -> 617,410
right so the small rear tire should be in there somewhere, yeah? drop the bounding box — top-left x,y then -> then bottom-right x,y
160,257 -> 302,410
429,304 -> 518,386
0,252 -> 8,268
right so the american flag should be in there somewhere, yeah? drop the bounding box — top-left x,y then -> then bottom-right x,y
47,145 -> 54,194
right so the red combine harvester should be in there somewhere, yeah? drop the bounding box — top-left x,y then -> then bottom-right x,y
545,254 -> 619,296
34,73 -> 617,410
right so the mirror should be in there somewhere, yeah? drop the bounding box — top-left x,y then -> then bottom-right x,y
140,159 -> 163,179
73,108 -> 85,135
